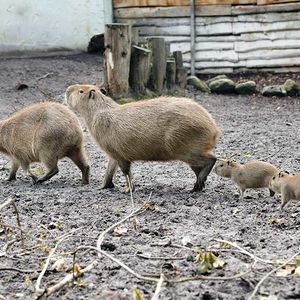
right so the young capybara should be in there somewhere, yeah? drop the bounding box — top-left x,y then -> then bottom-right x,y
269,171 -> 300,209
0,102 -> 89,184
65,84 -> 219,192
214,159 -> 278,199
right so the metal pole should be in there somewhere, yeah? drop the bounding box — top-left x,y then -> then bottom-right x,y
190,0 -> 196,75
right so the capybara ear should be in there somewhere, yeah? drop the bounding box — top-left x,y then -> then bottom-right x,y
89,89 -> 96,99
100,87 -> 107,95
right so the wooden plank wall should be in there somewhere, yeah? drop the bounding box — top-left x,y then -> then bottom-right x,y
114,1 -> 300,73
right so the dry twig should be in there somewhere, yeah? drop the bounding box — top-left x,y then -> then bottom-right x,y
151,273 -> 165,300
248,249 -> 300,300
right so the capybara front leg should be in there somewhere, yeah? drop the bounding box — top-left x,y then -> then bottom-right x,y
269,188 -> 275,197
197,155 -> 217,191
7,159 -> 20,181
21,162 -> 37,184
102,158 -> 118,189
68,147 -> 90,184
119,160 -> 134,193
190,166 -> 202,192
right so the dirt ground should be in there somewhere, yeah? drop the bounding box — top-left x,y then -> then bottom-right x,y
0,53 -> 299,300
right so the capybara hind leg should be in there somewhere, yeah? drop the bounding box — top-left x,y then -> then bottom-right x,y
102,158 -> 118,189
35,158 -> 59,184
7,160 -> 20,181
190,166 -> 202,192
68,148 -> 90,184
119,160 -> 134,193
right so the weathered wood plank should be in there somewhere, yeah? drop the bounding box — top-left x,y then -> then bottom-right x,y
235,39 -> 300,52
114,5 -> 232,19
257,0 -> 300,5
238,49 -> 300,60
170,41 -> 234,53
246,57 -> 300,68
237,11 -> 300,23
232,2 -> 300,15
239,30 -> 300,41
113,0 -> 255,8
232,20 -> 300,34
183,50 -> 238,62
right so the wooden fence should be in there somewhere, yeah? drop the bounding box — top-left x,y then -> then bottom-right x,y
113,0 -> 300,73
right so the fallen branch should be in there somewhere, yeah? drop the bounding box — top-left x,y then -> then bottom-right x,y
35,226 -> 87,294
0,267 -> 37,273
151,273 -> 165,300
136,253 -> 186,261
248,249 -> 300,300
214,239 -> 284,265
0,198 -> 14,211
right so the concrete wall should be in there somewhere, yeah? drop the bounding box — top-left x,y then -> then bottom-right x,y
0,0 -> 113,54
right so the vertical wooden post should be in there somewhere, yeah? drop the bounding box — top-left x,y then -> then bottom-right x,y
147,37 -> 167,93
173,51 -> 187,89
129,45 -> 152,94
166,59 -> 176,90
104,23 -> 131,98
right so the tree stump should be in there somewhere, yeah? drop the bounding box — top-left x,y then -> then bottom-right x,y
104,24 -> 131,98
129,45 -> 152,94
147,37 -> 167,93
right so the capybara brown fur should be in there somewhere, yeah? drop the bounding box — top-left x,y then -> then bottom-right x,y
0,102 -> 89,184
65,84 -> 219,192
214,159 -> 278,199
269,171 -> 300,209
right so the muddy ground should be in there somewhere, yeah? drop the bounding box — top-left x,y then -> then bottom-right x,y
0,53 -> 299,300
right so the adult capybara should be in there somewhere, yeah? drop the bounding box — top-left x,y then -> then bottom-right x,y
65,84 -> 219,192
0,102 -> 89,184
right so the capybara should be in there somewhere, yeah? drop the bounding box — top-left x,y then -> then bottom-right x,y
214,159 -> 278,199
0,102 -> 89,184
65,84 -> 219,192
269,171 -> 300,209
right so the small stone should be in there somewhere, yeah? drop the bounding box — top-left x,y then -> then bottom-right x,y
206,74 -> 228,85
235,81 -> 256,94
209,78 -> 235,94
187,76 -> 210,93
283,79 -> 299,96
262,85 -> 287,97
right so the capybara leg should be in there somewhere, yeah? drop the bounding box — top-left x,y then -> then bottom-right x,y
269,189 -> 275,197
119,160 -> 134,193
239,187 -> 245,200
197,156 -> 217,191
102,158 -> 118,189
190,166 -> 201,192
280,193 -> 289,210
68,148 -> 90,184
35,158 -> 59,184
7,160 -> 20,181
21,162 -> 37,183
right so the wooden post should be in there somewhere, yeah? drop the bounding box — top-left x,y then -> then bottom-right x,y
129,45 -> 152,94
147,37 -> 167,93
104,23 -> 131,98
173,51 -> 187,89
166,59 -> 176,90
131,27 -> 139,45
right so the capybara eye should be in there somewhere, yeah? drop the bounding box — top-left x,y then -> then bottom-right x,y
220,164 -> 223,167
272,176 -> 275,180
79,90 -> 84,94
